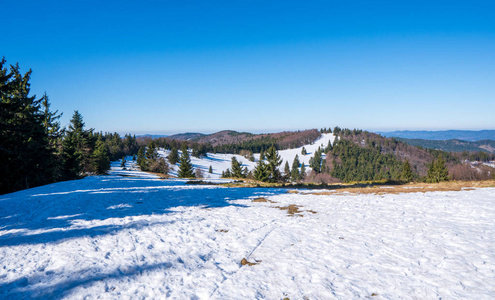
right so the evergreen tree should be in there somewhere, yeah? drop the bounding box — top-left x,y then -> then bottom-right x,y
168,147 -> 179,164
209,165 -> 213,174
92,139 -> 110,174
401,160 -> 413,182
146,140 -> 158,161
178,146 -> 195,178
253,160 -> 269,182
61,111 -> 94,178
265,145 -> 282,182
137,147 -> 147,170
121,156 -> 127,169
230,157 -> 245,178
0,60 -> 55,193
426,156 -> 449,183
41,92 -> 62,148
309,148 -> 322,173
284,161 -> 291,177
291,155 -> 301,181
222,168 -> 231,178
40,92 -> 63,180
300,163 -> 306,180
259,149 -> 265,160
324,140 -> 333,153
301,147 -> 307,155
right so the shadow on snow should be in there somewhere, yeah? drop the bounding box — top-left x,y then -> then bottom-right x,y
0,175 -> 285,247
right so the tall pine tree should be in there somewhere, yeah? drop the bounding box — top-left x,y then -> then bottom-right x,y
230,157 -> 245,178
0,60 -> 55,193
265,145 -> 282,182
178,146 -> 195,178
291,155 -> 301,181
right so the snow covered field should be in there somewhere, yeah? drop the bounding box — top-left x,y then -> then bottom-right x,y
1,166 -> 494,299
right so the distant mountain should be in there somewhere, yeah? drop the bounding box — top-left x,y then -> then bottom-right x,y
137,134 -> 169,139
165,129 -> 321,148
396,138 -> 495,154
376,130 -> 495,142
166,132 -> 206,141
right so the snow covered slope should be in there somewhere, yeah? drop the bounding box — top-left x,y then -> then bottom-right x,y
1,166 -> 494,299
160,133 -> 335,179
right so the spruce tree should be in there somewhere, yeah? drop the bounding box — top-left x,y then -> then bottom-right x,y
260,149 -> 265,160
178,146 -> 195,178
146,140 -> 158,161
92,139 -> 110,174
291,155 -> 301,181
426,156 -> 449,183
168,147 -> 179,165
301,147 -> 307,155
401,160 -> 413,182
61,111 -> 94,178
324,140 -> 333,153
309,148 -> 322,173
137,147 -> 147,170
265,145 -> 282,182
253,160 -> 269,182
284,161 -> 291,177
121,156 -> 127,169
230,157 -> 245,178
222,169 -> 231,178
209,165 -> 213,174
300,163 -> 306,180
0,60 -> 55,193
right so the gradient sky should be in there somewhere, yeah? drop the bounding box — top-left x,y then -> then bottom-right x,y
3,0 -> 494,134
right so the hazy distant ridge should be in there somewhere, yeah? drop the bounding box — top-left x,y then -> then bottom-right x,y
376,130 -> 495,142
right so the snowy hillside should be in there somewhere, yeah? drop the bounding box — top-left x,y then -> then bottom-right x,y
161,133 -> 335,179
1,164 -> 494,299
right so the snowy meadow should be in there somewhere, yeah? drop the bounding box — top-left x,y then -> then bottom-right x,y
1,164 -> 494,299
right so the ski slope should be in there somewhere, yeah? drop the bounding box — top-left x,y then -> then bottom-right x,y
1,164 -> 494,299
160,133 -> 335,179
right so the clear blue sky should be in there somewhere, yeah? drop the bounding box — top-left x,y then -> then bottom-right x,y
3,0 -> 494,134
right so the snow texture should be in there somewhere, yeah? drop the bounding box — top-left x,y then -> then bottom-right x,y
1,163 -> 494,299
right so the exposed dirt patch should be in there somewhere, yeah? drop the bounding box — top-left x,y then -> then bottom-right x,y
215,229 -> 229,233
241,258 -> 261,266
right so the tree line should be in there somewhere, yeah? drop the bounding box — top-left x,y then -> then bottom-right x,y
0,59 -> 139,194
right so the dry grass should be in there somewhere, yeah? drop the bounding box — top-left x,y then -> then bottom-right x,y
215,229 -> 229,233
252,197 -> 277,203
240,258 -> 261,266
275,204 -> 304,216
298,180 -> 495,196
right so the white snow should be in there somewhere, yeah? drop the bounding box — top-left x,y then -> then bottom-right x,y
1,164 -> 494,299
158,133 -> 335,179
276,132 -> 335,169
160,149 -> 257,179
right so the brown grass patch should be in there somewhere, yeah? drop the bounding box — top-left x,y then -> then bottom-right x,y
216,229 -> 229,233
252,197 -> 269,202
252,197 -> 276,203
303,180 -> 495,196
274,204 -> 318,216
241,258 -> 261,266
276,204 -> 303,216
